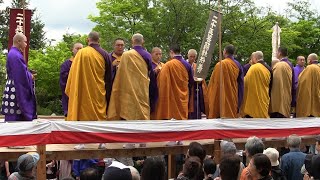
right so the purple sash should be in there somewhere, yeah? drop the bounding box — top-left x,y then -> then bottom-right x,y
89,44 -> 113,106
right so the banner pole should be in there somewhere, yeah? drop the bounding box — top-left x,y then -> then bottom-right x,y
218,0 -> 223,118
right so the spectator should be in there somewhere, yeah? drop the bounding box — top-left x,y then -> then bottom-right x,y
176,156 -> 201,180
103,161 -> 134,180
203,158 -> 217,180
263,148 -> 286,180
218,155 -> 241,180
301,135 -> 320,180
72,159 -> 98,179
80,168 -> 101,180
186,142 -> 206,180
141,157 -> 166,180
248,153 -> 273,180
240,136 -> 265,180
8,153 -> 39,180
280,134 -> 306,180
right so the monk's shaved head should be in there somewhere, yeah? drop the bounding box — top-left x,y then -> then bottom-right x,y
13,33 -> 27,51
132,33 -> 144,45
152,47 -> 161,53
188,49 -> 197,56
13,33 -> 26,43
307,53 -> 318,64
254,51 -> 264,60
88,31 -> 100,43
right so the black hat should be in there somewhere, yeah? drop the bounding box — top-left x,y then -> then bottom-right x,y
103,161 -> 132,180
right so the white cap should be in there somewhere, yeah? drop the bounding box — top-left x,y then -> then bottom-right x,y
263,148 -> 279,166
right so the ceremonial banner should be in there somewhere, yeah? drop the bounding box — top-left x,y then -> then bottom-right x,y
8,8 -> 32,63
271,22 -> 281,61
196,10 -> 222,78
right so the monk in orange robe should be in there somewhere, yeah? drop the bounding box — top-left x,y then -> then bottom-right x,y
154,44 -> 194,120
296,53 -> 320,117
207,45 -> 244,118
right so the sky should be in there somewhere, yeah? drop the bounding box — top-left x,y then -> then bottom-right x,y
1,0 -> 319,45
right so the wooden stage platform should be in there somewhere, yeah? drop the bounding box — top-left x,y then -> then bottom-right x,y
0,137 -> 316,179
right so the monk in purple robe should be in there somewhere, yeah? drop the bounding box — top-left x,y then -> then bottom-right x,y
293,56 -> 305,87
151,47 -> 164,75
59,43 -> 83,117
110,38 -> 125,79
1,33 -> 37,121
187,49 -> 207,119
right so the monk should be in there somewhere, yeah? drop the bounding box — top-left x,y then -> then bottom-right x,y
107,33 -> 157,120
293,56 -> 305,87
110,38 -> 125,78
187,49 -> 208,119
154,44 -> 194,120
66,31 -> 112,122
270,47 -> 296,118
151,47 -> 164,75
59,43 -> 83,117
296,53 -> 320,117
241,51 -> 272,118
1,33 -> 37,121
207,44 -> 244,118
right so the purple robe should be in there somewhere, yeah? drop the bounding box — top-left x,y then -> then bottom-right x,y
293,65 -> 304,89
152,61 -> 159,70
132,46 -> 158,113
59,59 -> 72,116
1,47 -> 37,121
281,58 -> 296,107
90,44 -> 113,107
228,56 -> 244,112
243,63 -> 251,76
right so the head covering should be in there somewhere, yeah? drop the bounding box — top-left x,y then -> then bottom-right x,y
263,148 -> 279,166
17,152 -> 39,172
103,161 -> 132,180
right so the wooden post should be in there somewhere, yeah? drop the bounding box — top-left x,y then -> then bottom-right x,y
214,140 -> 221,163
168,154 -> 176,179
36,145 -> 46,179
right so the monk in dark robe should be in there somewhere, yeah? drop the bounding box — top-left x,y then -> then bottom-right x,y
1,33 -> 37,121
207,44 -> 244,118
59,43 -> 83,117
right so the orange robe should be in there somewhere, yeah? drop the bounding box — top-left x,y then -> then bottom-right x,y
296,63 -> 320,117
66,46 -> 107,121
154,59 -> 192,120
207,58 -> 240,118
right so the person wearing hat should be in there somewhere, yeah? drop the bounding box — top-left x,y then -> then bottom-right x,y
8,152 -> 39,180
263,148 -> 286,180
103,161 -> 139,180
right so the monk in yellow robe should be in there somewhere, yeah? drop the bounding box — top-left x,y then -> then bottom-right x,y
241,51 -> 272,118
107,33 -> 157,120
154,44 -> 194,120
296,53 -> 320,117
269,47 -> 296,118
66,31 -> 112,121
207,45 -> 244,118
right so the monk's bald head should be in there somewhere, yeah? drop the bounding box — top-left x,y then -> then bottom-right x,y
132,33 -> 144,46
151,47 -> 162,63
188,49 -> 197,64
296,56 -> 305,67
307,53 -> 318,64
13,33 -> 27,51
72,43 -> 83,56
88,31 -> 100,43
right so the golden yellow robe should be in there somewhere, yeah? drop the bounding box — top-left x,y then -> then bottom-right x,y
241,63 -> 271,118
269,61 -> 292,117
154,59 -> 191,120
296,64 -> 320,117
107,49 -> 150,120
207,58 -> 240,118
65,46 -> 107,121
